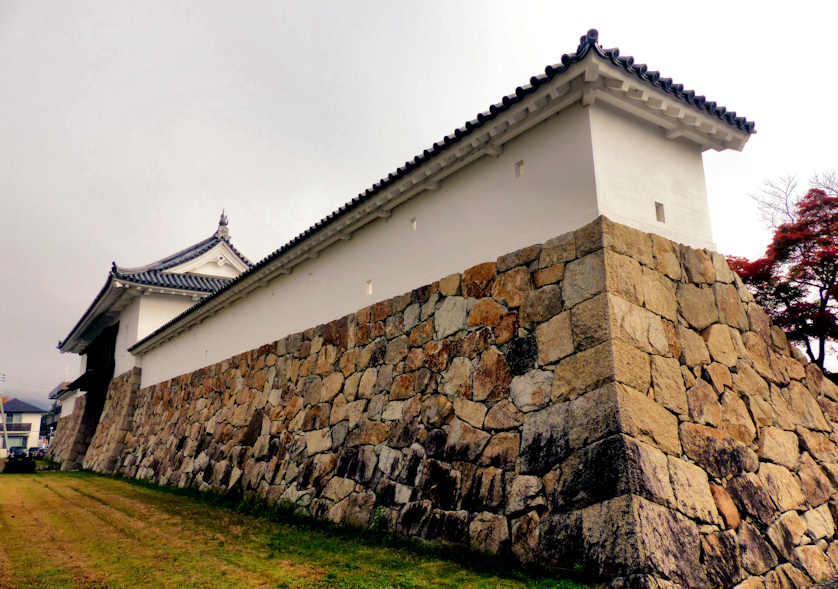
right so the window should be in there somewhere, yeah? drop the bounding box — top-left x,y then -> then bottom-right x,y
655,201 -> 666,223
5,413 -> 20,423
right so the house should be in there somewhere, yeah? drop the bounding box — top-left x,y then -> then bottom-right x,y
1,398 -> 47,452
50,214 -> 251,466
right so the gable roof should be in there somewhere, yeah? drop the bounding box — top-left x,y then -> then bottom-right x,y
59,217 -> 252,353
3,398 -> 47,413
131,28 -> 755,356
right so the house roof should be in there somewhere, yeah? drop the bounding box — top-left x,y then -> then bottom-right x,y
59,215 -> 252,353
47,382 -> 69,400
131,28 -> 755,355
3,398 -> 47,414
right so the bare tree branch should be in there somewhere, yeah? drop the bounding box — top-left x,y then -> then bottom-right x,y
810,170 -> 838,197
749,174 -> 799,228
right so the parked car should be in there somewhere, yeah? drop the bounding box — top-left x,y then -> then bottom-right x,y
9,447 -> 28,458
28,447 -> 45,458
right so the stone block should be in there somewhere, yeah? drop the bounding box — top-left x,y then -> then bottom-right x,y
794,543 -> 838,583
535,311 -> 573,365
715,283 -> 749,330
681,246 -> 716,284
472,347 -> 512,402
686,378 -> 722,427
479,432 -> 519,470
737,521 -> 778,575
540,231 -> 576,267
569,293 -> 610,352
677,325 -> 711,367
798,451 -> 835,507
650,356 -> 688,415
510,369 -> 552,412
520,284 -> 563,324
759,463 -> 805,512
651,234 -> 681,280
550,435 -> 673,512
610,295 -> 669,356
709,483 -> 741,529
767,510 -> 806,561
467,298 -> 508,327
759,427 -> 799,469
468,511 -> 509,554
484,399 -> 523,430
452,397 -> 487,428
497,244 -> 541,272
438,273 -> 460,296
552,342 -> 613,402
677,284 -> 719,331
701,530 -> 745,588
727,473 -> 777,525
680,423 -> 757,479
563,250 -> 606,308
520,403 -> 569,474
617,384 -> 681,455
491,266 -> 531,308
703,324 -> 739,367
798,427 -> 838,462
533,264 -> 563,287
803,504 -> 835,541
444,418 -> 490,462
720,392 -> 756,445
462,262 -> 496,298
434,296 -> 467,339
668,456 -> 721,524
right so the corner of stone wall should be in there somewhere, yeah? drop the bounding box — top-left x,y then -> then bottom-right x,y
593,216 -> 838,587
82,367 -> 142,473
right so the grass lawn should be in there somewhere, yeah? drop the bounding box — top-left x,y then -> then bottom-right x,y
0,472 -> 591,588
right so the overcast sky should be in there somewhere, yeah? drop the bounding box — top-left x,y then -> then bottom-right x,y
1,1 -> 836,407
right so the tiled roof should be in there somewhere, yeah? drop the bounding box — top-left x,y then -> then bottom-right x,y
113,266 -> 232,293
3,398 -> 47,413
59,219 -> 252,352
131,29 -> 755,353
115,234 -> 252,274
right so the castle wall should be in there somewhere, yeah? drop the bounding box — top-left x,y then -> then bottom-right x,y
76,217 -> 838,587
47,393 -> 87,468
82,367 -> 141,472
137,105 -> 601,388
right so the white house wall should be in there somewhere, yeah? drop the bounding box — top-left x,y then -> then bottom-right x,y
59,390 -> 83,418
588,102 -> 714,250
137,294 -> 195,342
139,104 -> 599,387
113,296 -> 141,376
21,412 -> 42,448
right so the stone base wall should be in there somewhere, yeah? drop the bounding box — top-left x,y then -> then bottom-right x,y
82,368 -> 141,472
79,216 -> 838,587
47,394 -> 87,469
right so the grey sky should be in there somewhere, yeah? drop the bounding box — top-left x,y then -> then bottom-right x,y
1,1 -> 835,407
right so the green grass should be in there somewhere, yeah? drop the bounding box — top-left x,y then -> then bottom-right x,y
0,471 -> 595,588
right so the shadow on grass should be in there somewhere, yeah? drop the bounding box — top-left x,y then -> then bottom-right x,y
42,470 -> 596,588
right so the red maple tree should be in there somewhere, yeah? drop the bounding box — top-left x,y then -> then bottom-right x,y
728,188 -> 838,374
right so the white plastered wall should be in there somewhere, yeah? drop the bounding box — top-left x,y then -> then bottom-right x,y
137,294 -> 194,341
114,293 -> 195,376
59,390 -> 83,418
140,104 -> 600,386
138,102 -> 717,387
588,102 -> 714,250
113,296 -> 141,376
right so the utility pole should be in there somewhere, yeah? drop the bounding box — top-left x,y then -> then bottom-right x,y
0,373 -> 8,454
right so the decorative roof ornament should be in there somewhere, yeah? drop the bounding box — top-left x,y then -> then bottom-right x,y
216,209 -> 230,240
